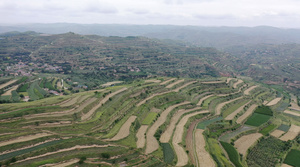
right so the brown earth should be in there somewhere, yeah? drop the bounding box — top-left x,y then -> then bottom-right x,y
0,79 -> 17,89
270,129 -> 285,138
136,125 -> 149,148
108,116 -> 137,141
284,110 -> 300,117
244,86 -> 258,95
197,94 -> 214,106
173,81 -> 197,92
233,79 -> 243,89
234,133 -> 262,155
2,85 -> 18,96
266,97 -> 282,106
195,129 -> 215,167
0,133 -> 51,147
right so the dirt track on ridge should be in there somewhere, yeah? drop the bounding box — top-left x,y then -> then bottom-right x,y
108,116 -> 137,141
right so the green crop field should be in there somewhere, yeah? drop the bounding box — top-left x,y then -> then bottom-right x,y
245,113 -> 272,127
142,112 -> 158,125
161,143 -> 175,163
254,106 -> 273,116
197,117 -> 222,129
17,83 -> 29,92
220,141 -> 243,167
284,149 -> 300,167
259,124 -> 277,135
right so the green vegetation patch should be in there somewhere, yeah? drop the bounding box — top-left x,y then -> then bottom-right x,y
245,113 -> 272,127
197,117 -> 222,129
11,91 -> 20,102
207,138 -> 233,167
161,143 -> 174,163
284,149 -> 300,167
277,124 -> 290,132
254,106 -> 273,116
222,100 -> 250,118
220,141 -> 243,167
17,83 -> 29,92
142,112 -> 158,125
259,124 -> 277,135
0,140 -> 62,161
247,136 -> 291,167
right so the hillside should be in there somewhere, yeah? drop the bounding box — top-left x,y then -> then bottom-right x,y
1,31 -> 300,96
0,77 -> 299,166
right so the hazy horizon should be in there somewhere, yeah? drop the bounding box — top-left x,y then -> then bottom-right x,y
1,0 -> 300,28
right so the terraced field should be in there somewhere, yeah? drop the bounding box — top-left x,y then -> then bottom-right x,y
1,77 -> 299,167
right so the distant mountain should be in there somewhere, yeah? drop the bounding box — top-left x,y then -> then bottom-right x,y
1,24 -> 300,48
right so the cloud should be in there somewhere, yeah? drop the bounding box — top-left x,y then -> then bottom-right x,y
0,0 -> 300,27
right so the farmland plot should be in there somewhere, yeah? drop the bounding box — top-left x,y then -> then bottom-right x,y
284,149 -> 300,167
160,107 -> 201,143
233,79 -> 243,88
173,81 -> 197,92
195,129 -> 215,167
234,133 -> 262,155
244,85 -> 258,95
0,133 -> 51,147
2,85 -> 18,96
145,101 -> 190,154
136,125 -> 148,148
270,129 -> 285,138
108,116 -> 137,141
266,97 -> 282,106
284,110 -> 300,117
197,94 -> 214,106
279,124 -> 300,141
173,110 -> 209,166
0,79 -> 17,89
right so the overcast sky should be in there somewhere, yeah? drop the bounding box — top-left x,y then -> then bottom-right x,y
1,0 -> 300,27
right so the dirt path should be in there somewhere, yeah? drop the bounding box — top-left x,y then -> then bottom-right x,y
244,86 -> 258,95
145,101 -> 190,154
284,110 -> 300,117
145,79 -> 161,83
160,107 -> 201,143
195,129 -> 215,167
14,145 -> 114,164
108,116 -> 137,141
289,94 -> 300,111
0,79 -> 17,89
160,78 -> 176,85
266,97 -> 282,106
166,79 -> 184,88
2,85 -> 18,96
215,96 -> 244,115
201,81 -> 224,84
173,81 -> 197,92
234,133 -> 262,155
197,94 -> 214,106
233,79 -> 243,88
225,100 -> 251,120
137,91 -> 171,107
0,133 -> 51,147
81,87 -> 127,121
236,104 -> 258,124
279,124 -> 300,141
136,125 -> 149,148
281,163 -> 293,167
270,129 -> 285,138
173,111 -> 209,166
185,120 -> 199,165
